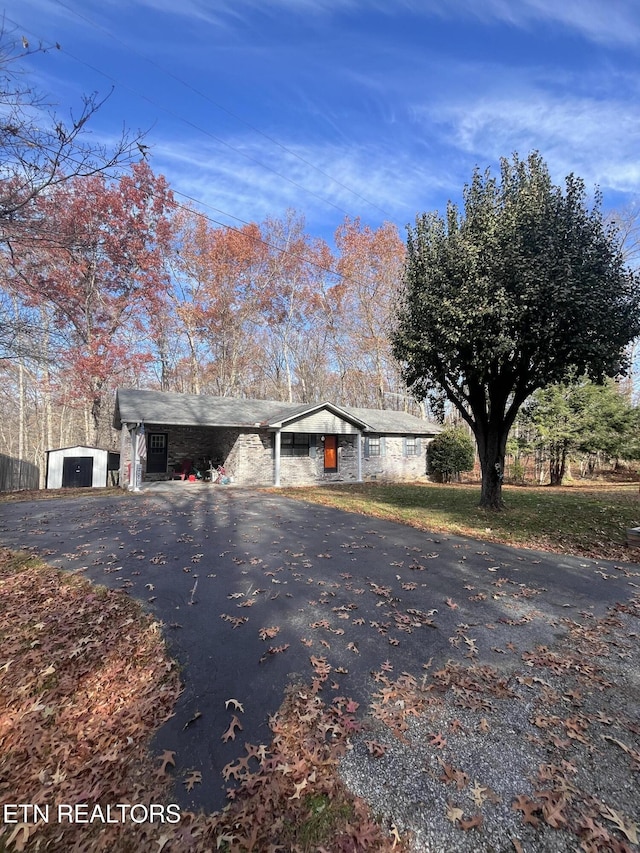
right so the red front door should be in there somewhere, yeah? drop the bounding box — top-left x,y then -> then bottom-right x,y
324,435 -> 337,472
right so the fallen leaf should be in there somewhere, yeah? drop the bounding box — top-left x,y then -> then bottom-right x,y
259,626 -> 280,640
289,779 -> 308,799
365,740 -> 387,757
470,781 -> 488,807
429,732 -> 447,749
183,710 -> 202,730
222,715 -> 243,742
512,794 -> 541,828
599,804 -> 638,844
446,804 -> 464,824
184,770 -> 202,791
460,813 -> 483,831
156,750 -> 176,776
5,824 -> 31,852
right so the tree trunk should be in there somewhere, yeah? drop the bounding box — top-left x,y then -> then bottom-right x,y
548,441 -> 568,485
476,425 -> 507,509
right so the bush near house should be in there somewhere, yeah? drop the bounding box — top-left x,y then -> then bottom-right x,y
427,426 -> 475,483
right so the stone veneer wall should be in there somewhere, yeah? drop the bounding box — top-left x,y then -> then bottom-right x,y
121,426 -> 431,486
362,436 -> 429,482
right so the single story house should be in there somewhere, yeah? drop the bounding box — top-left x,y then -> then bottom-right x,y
45,446 -> 121,489
113,388 -> 441,489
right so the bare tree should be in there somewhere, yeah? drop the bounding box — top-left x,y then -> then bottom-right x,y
0,27 -> 146,246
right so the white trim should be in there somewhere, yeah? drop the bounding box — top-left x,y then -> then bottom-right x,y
274,429 -> 281,487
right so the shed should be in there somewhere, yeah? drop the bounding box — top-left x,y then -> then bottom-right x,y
45,446 -> 120,489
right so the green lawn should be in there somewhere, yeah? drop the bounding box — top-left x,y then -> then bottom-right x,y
278,481 -> 640,562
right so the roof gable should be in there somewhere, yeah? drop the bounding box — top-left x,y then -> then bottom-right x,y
266,401 -> 370,430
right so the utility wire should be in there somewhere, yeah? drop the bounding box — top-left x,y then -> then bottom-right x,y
5,24 -> 399,284
11,136 -> 353,284
51,0 -> 394,219
9,14 -> 387,223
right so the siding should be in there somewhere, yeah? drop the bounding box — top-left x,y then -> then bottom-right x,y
284,411 -> 360,435
46,447 -> 108,489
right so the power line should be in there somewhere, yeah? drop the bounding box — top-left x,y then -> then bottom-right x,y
51,0 -> 394,220
170,189 -> 345,281
8,13 -> 390,224
9,134 -> 351,283
4,25 -> 403,285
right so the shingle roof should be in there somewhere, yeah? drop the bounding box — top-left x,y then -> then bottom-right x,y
114,389 -> 441,435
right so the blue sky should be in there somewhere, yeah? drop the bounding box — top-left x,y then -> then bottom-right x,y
6,0 -> 640,247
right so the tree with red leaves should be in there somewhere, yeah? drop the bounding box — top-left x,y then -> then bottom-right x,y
6,162 -> 175,443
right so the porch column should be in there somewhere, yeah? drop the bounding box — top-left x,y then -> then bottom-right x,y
120,424 -> 130,489
130,425 -> 140,492
356,431 -> 363,482
274,429 -> 281,487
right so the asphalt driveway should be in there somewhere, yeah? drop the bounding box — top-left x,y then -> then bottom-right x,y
0,484 -> 638,818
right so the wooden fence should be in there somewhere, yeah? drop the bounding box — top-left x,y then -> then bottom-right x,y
0,453 -> 40,492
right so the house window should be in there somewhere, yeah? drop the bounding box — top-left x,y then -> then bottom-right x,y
281,433 -> 310,457
364,435 -> 385,458
405,436 -> 418,456
367,436 -> 381,457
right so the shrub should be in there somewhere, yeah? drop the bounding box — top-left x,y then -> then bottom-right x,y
427,427 -> 475,483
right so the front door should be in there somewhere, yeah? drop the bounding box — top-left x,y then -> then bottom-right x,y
62,456 -> 93,488
324,435 -> 338,472
146,432 -> 168,474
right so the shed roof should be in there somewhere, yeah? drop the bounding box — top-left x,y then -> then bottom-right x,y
114,389 -> 441,436
46,445 -> 117,455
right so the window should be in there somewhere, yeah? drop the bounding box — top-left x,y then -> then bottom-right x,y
364,435 -> 385,458
149,434 -> 166,452
281,432 -> 310,457
405,436 -> 418,456
367,436 -> 381,457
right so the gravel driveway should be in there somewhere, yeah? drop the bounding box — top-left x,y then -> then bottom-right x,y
1,484 -> 638,851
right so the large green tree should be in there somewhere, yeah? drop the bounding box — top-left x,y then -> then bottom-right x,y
522,379 -> 640,484
392,152 -> 640,509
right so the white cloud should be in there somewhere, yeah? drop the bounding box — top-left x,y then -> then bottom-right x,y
129,0 -> 640,47
18,0 -> 640,46
426,90 -> 640,195
150,133 -> 446,240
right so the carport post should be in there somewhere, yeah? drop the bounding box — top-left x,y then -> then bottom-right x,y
274,429 -> 281,487
130,425 -> 141,492
356,431 -> 362,482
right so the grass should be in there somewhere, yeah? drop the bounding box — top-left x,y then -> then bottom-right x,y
277,480 -> 640,562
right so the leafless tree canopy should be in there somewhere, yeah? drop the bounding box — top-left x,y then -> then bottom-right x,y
0,28 -> 146,246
